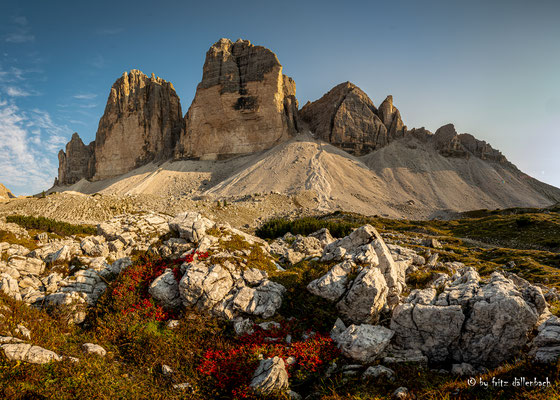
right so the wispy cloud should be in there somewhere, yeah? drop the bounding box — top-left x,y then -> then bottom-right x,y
13,16 -> 27,25
73,93 -> 97,100
0,65 -> 25,82
0,100 -> 72,195
5,33 -> 35,44
5,15 -> 35,43
79,103 -> 97,109
5,86 -> 30,97
68,119 -> 87,125
29,108 -> 72,151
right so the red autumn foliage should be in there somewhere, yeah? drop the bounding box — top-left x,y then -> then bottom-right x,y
110,251 -> 209,322
198,320 -> 340,399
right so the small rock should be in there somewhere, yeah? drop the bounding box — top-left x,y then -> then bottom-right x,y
258,321 -> 281,331
234,317 -> 255,336
172,383 -> 192,391
288,390 -> 302,400
162,364 -> 174,377
167,320 -> 180,329
15,324 -> 31,340
82,343 -> 107,357
393,387 -> 411,399
362,365 -> 395,380
451,362 -> 477,376
250,356 -> 289,393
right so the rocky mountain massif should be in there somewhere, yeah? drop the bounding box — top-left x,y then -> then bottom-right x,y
54,38 -> 560,217
56,38 -> 299,185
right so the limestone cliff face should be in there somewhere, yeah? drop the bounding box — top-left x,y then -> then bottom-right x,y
300,82 -> 406,156
93,70 -> 183,180
176,38 -> 299,160
57,133 -> 95,185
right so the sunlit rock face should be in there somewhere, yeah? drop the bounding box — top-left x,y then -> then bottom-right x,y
299,82 -> 406,156
93,70 -> 184,180
176,38 -> 299,160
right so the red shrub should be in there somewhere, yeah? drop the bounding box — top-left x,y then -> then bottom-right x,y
109,251 -> 209,323
198,320 -> 340,398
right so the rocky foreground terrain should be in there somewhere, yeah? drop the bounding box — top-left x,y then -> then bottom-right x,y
0,204 -> 558,399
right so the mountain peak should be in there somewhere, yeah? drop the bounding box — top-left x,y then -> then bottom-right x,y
300,83 -> 405,155
176,38 -> 298,159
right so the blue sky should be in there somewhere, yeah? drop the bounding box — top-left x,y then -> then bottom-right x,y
1,0 -> 559,195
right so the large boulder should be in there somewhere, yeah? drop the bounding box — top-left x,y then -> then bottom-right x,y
232,281 -> 285,319
169,212 -> 214,243
307,260 -> 356,302
391,303 -> 464,363
530,314 -> 560,363
335,324 -> 394,363
309,225 -> 407,323
1,343 -> 62,364
336,267 -> 389,323
149,269 -> 181,308
390,268 -> 544,367
179,261 -> 285,320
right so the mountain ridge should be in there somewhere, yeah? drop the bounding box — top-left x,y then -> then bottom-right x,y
53,38 -> 560,217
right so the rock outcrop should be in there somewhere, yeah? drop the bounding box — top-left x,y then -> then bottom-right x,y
308,225 -> 411,323
301,84 -> 511,165
428,123 -> 508,162
335,323 -> 394,363
390,268 -> 545,367
93,70 -> 184,180
179,262 -> 285,319
56,70 -> 183,184
299,82 -> 406,156
56,133 -> 95,185
57,39 -> 299,184
531,314 -> 560,363
175,38 -> 299,160
0,183 -> 15,199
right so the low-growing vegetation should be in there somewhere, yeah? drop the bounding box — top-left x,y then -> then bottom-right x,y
6,215 -> 97,237
256,215 -> 359,239
0,229 -> 38,251
1,206 -> 560,399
